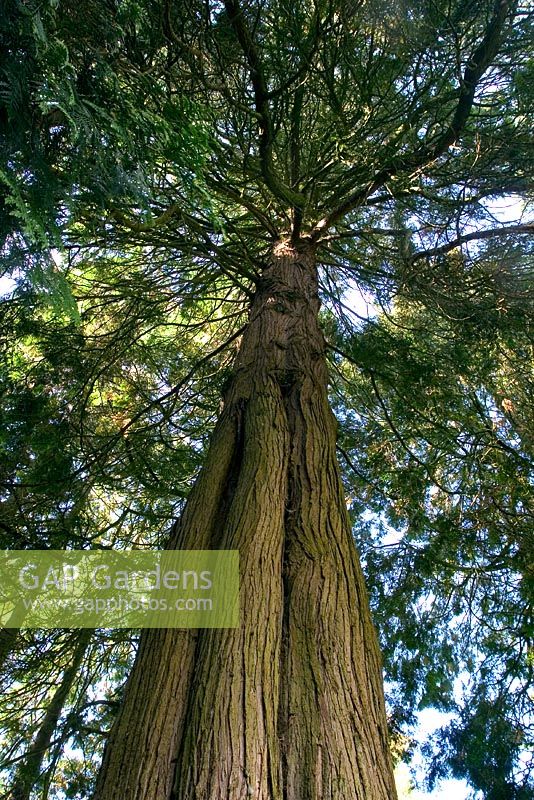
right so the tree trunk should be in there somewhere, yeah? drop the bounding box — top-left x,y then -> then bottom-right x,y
93,239 -> 397,800
10,629 -> 92,800
0,621 -> 18,675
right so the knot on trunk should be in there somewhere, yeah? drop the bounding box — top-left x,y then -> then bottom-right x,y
273,236 -> 315,259
273,239 -> 299,259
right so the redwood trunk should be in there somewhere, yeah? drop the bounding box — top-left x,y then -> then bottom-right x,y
93,240 -> 397,800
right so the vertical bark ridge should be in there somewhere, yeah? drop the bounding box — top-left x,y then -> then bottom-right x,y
282,379 -> 396,799
93,413 -> 239,800
175,389 -> 289,799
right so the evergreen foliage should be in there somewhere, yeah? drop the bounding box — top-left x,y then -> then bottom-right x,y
0,0 -> 533,797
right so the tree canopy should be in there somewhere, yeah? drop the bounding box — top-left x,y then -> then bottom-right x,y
0,0 -> 533,797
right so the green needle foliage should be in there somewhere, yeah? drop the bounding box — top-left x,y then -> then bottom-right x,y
1,0 -> 210,311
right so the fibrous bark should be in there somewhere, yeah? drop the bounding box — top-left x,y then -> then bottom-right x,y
93,239 -> 397,800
